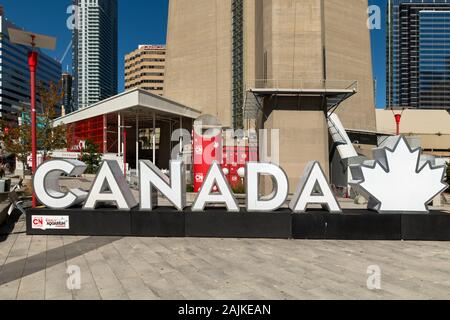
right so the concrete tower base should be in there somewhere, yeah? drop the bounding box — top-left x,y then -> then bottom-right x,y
263,110 -> 329,192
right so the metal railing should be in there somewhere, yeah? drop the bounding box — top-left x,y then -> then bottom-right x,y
247,79 -> 358,92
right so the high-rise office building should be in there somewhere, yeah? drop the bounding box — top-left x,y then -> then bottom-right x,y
387,0 -> 450,109
0,7 -> 62,123
72,0 -> 118,109
61,73 -> 73,114
125,45 -> 166,95
164,0 -> 376,131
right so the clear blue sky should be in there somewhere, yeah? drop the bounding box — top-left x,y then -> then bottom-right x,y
369,0 -> 387,109
3,0 -> 386,108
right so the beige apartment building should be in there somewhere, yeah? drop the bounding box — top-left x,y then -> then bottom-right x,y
164,0 -> 376,188
125,45 -> 166,95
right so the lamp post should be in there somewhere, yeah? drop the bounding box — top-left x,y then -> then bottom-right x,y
394,114 -> 402,136
391,108 -> 405,136
8,29 -> 56,208
28,42 -> 38,207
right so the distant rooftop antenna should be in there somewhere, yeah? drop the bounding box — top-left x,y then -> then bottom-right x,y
59,40 -> 72,64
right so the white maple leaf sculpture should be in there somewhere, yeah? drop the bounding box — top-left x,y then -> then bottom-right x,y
350,137 -> 447,213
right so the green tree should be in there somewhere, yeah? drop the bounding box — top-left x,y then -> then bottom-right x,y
80,140 -> 102,174
38,81 -> 67,159
0,122 -> 32,179
1,81 -> 67,177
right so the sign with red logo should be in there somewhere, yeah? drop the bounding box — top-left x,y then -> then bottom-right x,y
32,215 -> 70,230
32,217 -> 43,229
192,128 -> 222,192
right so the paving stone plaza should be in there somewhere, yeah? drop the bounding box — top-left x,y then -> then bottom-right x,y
0,213 -> 449,300
1,0 -> 450,304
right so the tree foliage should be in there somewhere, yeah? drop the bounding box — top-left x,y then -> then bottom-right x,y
80,140 -> 102,174
0,81 -> 67,177
0,122 -> 32,178
37,81 -> 68,159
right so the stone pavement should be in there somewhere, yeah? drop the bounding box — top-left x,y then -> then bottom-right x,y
0,214 -> 449,300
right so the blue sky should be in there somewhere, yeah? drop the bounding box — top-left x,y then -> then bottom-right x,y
3,0 -> 386,108
369,0 -> 387,109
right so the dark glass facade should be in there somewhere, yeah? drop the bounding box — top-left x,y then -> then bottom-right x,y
62,73 -> 73,113
387,0 -> 450,109
0,14 -> 62,123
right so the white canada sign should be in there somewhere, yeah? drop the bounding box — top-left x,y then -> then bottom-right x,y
33,137 -> 448,214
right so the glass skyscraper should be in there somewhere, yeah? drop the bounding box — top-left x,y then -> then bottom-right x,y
0,8 -> 62,123
61,73 -> 73,114
73,0 -> 118,110
387,0 -> 450,109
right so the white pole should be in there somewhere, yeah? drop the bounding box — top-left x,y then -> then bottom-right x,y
153,112 -> 156,164
169,119 -> 173,158
121,115 -> 125,158
136,113 -> 139,176
180,116 -> 183,154
117,113 -> 121,155
103,114 -> 108,154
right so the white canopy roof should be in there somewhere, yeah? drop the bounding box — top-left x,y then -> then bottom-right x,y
54,89 -> 202,126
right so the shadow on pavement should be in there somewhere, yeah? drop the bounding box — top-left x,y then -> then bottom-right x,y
0,209 -> 24,243
0,207 -> 123,287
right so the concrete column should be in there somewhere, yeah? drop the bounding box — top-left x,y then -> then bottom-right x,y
262,93 -> 330,194
263,110 -> 329,193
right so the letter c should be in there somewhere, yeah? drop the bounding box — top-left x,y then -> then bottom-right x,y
33,160 -> 88,209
